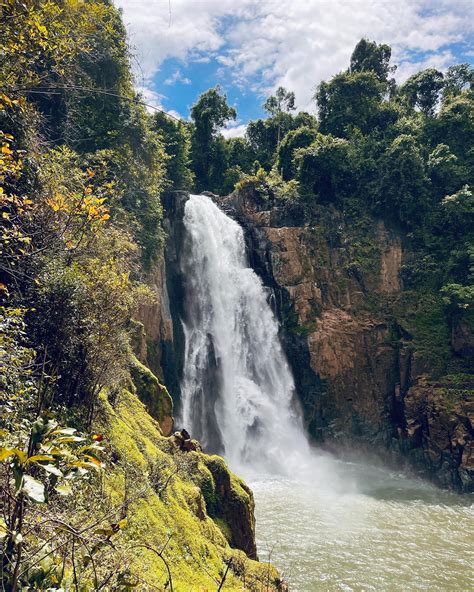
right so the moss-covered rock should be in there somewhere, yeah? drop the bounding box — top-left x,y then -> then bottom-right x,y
97,389 -> 282,591
129,355 -> 173,435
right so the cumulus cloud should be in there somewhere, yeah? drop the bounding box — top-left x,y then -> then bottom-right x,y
222,123 -> 248,139
115,0 -> 473,113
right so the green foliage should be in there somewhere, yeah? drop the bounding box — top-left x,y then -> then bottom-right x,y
263,86 -> 296,117
295,133 -> 354,203
190,87 -> 236,193
400,68 -> 445,116
152,112 -> 194,190
315,70 -> 391,136
441,185 -> 474,233
392,294 -> 452,378
442,64 -> 474,102
277,125 -> 318,180
440,283 -> 474,314
263,86 -> 296,147
350,38 -> 394,82
377,134 -> 429,225
236,166 -> 299,202
246,111 -> 318,171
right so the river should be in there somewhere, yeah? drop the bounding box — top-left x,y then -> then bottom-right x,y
252,457 -> 473,592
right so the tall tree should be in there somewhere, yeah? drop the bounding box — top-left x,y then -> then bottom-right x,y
401,68 -> 444,116
152,112 -> 194,190
350,38 -> 394,82
442,64 -> 474,102
190,87 -> 236,193
315,71 -> 388,136
263,86 -> 296,146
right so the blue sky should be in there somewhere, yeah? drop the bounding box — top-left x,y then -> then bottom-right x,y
153,56 -> 267,124
116,0 -> 473,135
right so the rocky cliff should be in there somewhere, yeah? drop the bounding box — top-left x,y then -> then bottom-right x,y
219,187 -> 474,493
148,189 -> 472,494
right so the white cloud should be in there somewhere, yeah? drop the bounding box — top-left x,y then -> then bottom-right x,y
115,0 -> 473,114
222,123 -> 248,139
164,68 -> 192,85
138,87 -> 166,112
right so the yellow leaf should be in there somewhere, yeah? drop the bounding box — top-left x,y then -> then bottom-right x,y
26,454 -> 56,465
0,448 -> 15,462
83,454 -> 102,468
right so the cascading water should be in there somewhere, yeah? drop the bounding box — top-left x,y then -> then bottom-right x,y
179,194 -> 311,476
178,194 -> 473,592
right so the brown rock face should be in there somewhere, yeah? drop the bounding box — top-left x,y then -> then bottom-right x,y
402,377 -> 474,491
135,257 -> 174,379
221,188 -> 473,492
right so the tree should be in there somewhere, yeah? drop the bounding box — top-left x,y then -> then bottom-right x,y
246,111 -> 317,171
190,87 -> 236,193
350,38 -> 394,82
428,93 -> 474,169
378,134 -> 429,225
315,71 -> 387,136
401,68 -> 444,116
152,112 -> 194,190
263,86 -> 296,146
277,126 -> 318,180
295,134 -> 354,203
442,64 -> 474,102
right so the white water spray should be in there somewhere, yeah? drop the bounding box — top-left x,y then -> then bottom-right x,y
179,194 -> 320,477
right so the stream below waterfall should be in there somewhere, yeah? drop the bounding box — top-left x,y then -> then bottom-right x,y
178,194 -> 474,591
251,460 -> 473,592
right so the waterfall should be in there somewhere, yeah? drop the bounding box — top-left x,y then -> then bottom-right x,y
179,194 -> 312,476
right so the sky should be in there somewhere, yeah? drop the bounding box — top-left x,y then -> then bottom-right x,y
114,0 -> 474,137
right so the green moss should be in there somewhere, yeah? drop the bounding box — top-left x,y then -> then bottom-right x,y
129,354 -> 173,427
213,517 -> 233,542
391,292 -> 451,378
438,373 -> 474,414
96,390 -> 279,591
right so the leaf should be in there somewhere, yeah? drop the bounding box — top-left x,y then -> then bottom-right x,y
55,482 -> 72,496
94,527 -> 115,538
12,449 -> 28,464
52,436 -> 85,444
0,517 -> 8,540
50,427 -> 77,436
26,454 -> 56,465
41,464 -> 62,477
22,475 -> 46,503
0,448 -> 15,462
83,455 -> 102,469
